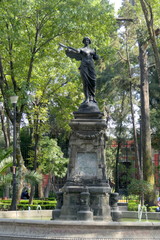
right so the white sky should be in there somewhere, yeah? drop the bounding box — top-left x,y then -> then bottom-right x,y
109,0 -> 123,12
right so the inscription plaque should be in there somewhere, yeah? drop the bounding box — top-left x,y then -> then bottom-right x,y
75,152 -> 97,177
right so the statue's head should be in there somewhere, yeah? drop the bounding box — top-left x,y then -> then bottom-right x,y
82,37 -> 91,44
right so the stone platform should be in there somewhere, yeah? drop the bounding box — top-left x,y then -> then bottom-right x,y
0,219 -> 160,240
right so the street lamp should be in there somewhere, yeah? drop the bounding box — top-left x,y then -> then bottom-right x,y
10,95 -> 18,210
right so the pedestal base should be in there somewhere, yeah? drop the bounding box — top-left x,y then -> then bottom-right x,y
52,185 -> 111,221
53,106 -> 112,221
52,209 -> 61,220
77,210 -> 93,221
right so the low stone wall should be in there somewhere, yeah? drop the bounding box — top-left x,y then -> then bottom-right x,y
0,209 -> 52,219
0,218 -> 160,240
0,209 -> 160,220
0,210 -> 160,239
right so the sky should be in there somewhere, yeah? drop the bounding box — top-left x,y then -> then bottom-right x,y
109,0 -> 123,12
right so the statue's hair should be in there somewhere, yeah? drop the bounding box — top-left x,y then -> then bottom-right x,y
82,37 -> 91,44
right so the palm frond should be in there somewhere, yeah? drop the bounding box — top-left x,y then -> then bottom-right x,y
0,173 -> 12,187
0,148 -> 12,162
24,170 -> 42,184
0,157 -> 12,174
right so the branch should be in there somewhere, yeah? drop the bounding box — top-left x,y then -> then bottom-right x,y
39,79 -> 52,103
0,56 -> 13,121
26,25 -> 40,87
140,0 -> 160,84
116,17 -> 134,22
35,30 -> 75,53
145,0 -> 153,26
118,51 -> 127,62
6,22 -> 19,93
45,80 -> 69,100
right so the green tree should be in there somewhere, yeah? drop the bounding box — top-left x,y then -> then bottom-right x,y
139,0 -> 160,84
0,0 -> 115,208
28,136 -> 68,200
118,0 -> 157,203
38,136 -> 68,178
98,0 -> 157,204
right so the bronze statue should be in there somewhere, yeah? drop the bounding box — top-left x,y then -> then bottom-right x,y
59,37 -> 99,104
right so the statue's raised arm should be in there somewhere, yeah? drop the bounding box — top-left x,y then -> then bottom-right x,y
59,43 -> 81,60
59,43 -> 78,53
60,37 -> 99,104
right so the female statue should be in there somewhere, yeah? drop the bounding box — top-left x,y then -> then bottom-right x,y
60,37 -> 99,104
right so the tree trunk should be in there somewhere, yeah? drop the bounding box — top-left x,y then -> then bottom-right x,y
115,140 -> 121,193
44,175 -> 52,198
139,0 -> 160,84
124,25 -> 144,203
29,114 -> 40,203
16,124 -> 27,203
7,116 -> 11,146
29,186 -> 35,204
129,83 -> 142,180
0,108 -> 10,148
38,181 -> 44,199
115,93 -> 126,193
10,119 -> 26,209
124,26 -> 142,180
139,39 -> 155,204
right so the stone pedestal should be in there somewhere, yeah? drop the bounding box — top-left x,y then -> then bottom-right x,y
53,102 -> 111,221
109,192 -> 122,221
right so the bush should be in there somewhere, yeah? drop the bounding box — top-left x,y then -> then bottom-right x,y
17,202 -> 57,210
127,200 -> 158,212
148,206 -> 158,212
0,199 -> 57,210
128,202 -> 139,211
0,202 -> 10,210
0,200 -> 11,203
128,195 -> 139,201
127,200 -> 139,211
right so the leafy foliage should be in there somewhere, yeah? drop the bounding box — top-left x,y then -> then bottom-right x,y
0,149 -> 13,188
0,157 -> 12,175
127,179 -> 154,196
0,199 -> 57,210
34,136 -> 69,177
24,170 -> 42,184
0,172 -> 12,188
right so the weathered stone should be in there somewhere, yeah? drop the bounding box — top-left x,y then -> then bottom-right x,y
1,218 -> 160,240
109,192 -> 122,221
53,106 -> 111,221
77,210 -> 93,221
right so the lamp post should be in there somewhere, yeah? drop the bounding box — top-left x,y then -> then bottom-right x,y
10,95 -> 18,210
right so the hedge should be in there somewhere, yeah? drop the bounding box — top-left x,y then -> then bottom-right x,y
127,200 -> 159,212
128,203 -> 139,211
148,206 -> 158,212
0,199 -> 57,211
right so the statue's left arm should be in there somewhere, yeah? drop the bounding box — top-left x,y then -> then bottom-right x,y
93,48 -> 99,61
